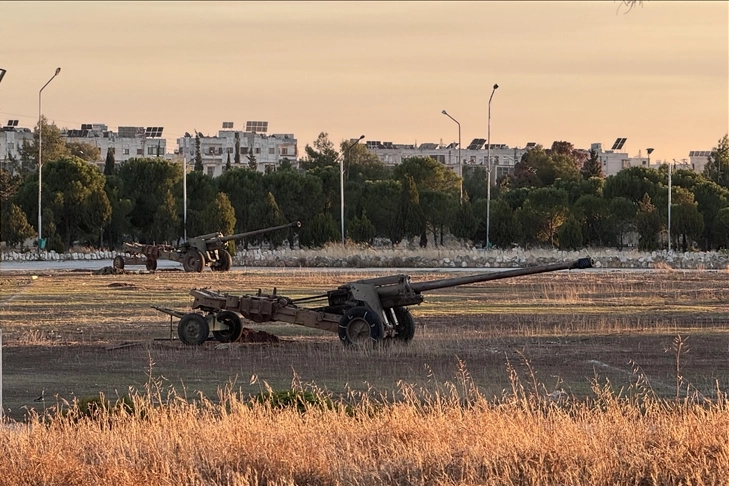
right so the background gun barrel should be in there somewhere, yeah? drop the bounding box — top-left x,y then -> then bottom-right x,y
218,221 -> 301,243
409,258 -> 593,294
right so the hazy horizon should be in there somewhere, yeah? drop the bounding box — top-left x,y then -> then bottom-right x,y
1,1 -> 727,162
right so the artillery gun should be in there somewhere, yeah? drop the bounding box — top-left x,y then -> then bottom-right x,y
154,257 -> 593,346
114,221 -> 300,272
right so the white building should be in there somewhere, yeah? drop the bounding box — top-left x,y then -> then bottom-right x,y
63,124 -> 168,169
0,120 -> 34,168
176,123 -> 298,177
366,139 -> 528,181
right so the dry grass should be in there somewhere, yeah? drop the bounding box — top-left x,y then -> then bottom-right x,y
3,267 -> 729,484
1,366 -> 728,486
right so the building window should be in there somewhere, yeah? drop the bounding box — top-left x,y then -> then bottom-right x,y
281,147 -> 288,156
217,147 -> 223,155
123,148 -> 130,155
207,166 -> 214,177
269,147 -> 275,155
227,147 -> 233,153
137,148 -> 143,155
148,146 -> 156,155
209,147 -> 215,155
255,147 -> 261,154
241,147 -> 248,155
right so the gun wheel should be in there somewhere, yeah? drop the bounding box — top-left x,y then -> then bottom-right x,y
113,255 -> 125,270
339,306 -> 383,347
182,249 -> 204,272
145,258 -> 158,271
392,307 -> 415,342
178,313 -> 209,345
212,311 -> 243,343
211,249 -> 232,272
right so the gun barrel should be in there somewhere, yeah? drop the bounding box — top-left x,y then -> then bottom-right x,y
409,258 -> 593,294
218,221 -> 301,243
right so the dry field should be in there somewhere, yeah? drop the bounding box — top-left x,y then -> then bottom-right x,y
1,265 -> 729,484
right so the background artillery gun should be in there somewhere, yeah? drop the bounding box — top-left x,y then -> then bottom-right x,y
114,221 -> 301,272
154,257 -> 593,346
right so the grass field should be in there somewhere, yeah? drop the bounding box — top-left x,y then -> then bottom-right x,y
1,266 -> 729,484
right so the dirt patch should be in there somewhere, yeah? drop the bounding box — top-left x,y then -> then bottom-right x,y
107,282 -> 138,289
239,328 -> 280,343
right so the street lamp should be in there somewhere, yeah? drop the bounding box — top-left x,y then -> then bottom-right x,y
38,67 -> 61,253
340,135 -> 365,244
486,83 -> 498,249
668,159 -> 673,252
441,110 -> 462,202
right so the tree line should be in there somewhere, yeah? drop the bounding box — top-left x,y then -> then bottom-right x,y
1,121 -> 728,254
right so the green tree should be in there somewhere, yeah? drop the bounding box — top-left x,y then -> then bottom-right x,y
343,141 -> 389,183
420,189 -> 457,246
393,156 -> 460,195
104,147 -> 116,176
225,152 -> 232,171
150,191 -> 179,244
201,192 -> 236,236
14,157 -> 111,248
573,194 -> 612,247
608,197 -> 636,250
117,158 -> 182,242
299,132 -> 339,170
66,141 -> 101,162
517,187 -> 569,247
17,116 -> 70,174
398,175 -> 425,245
581,149 -> 604,179
603,166 -> 661,204
692,180 -> 729,250
557,216 -> 582,250
347,212 -> 377,244
359,179 -> 404,244
702,134 -> 729,188
1,203 -> 36,249
234,132 -> 241,165
249,192 -> 288,249
184,171 -> 218,237
451,198 -> 479,242
713,207 -> 729,249
247,148 -> 258,171
634,194 -> 663,251
194,134 -> 203,172
217,168 -> 265,235
482,198 -> 522,249
102,174 -> 133,248
300,212 -> 339,248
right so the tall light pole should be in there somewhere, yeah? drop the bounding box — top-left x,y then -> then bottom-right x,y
486,83 -> 498,249
38,67 -> 61,252
668,159 -> 673,252
441,110 -> 462,202
340,135 -> 365,244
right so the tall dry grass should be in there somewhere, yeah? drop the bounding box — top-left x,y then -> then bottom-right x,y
1,364 -> 728,486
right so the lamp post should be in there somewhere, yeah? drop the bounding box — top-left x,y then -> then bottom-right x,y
668,159 -> 673,252
340,135 -> 365,244
38,67 -> 61,253
441,110 -> 462,202
486,83 -> 498,249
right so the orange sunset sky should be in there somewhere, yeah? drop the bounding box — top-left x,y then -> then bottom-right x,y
1,1 -> 727,163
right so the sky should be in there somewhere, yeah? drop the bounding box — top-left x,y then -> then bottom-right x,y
1,1 -> 727,163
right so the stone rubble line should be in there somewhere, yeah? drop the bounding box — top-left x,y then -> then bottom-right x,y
2,248 -> 729,270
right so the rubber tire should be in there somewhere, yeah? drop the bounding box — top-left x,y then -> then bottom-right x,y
218,249 -> 233,272
339,306 -> 383,346
113,255 -> 125,270
392,306 -> 415,342
212,311 -> 243,343
182,249 -> 204,273
145,258 -> 158,271
177,313 -> 210,345
210,249 -> 232,272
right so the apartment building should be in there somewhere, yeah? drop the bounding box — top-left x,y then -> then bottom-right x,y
63,124 -> 168,168
175,122 -> 298,177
